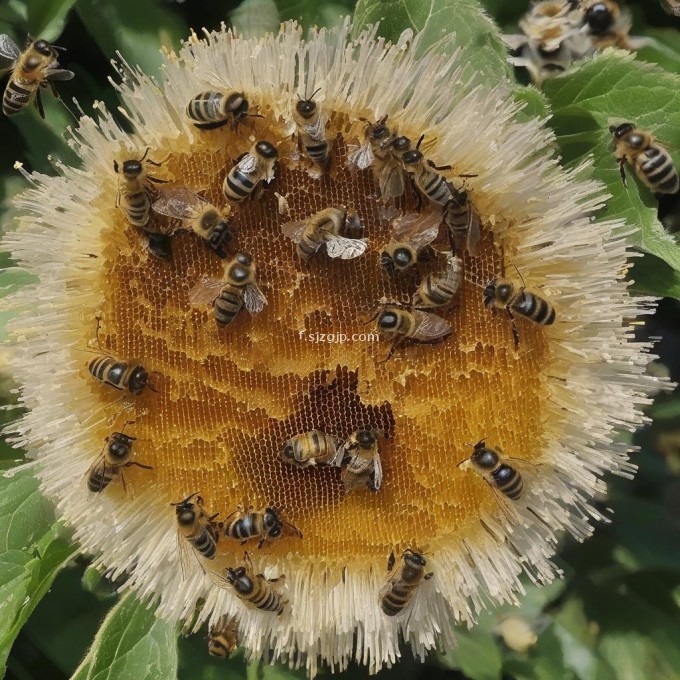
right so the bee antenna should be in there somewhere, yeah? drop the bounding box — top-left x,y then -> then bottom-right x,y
416,134 -> 425,150
511,259 -> 526,288
139,147 -> 151,163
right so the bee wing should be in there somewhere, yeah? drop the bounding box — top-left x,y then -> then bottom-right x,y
341,467 -> 368,493
281,220 -> 309,244
378,161 -> 405,200
0,34 -> 20,69
177,531 -> 192,580
237,153 -> 258,174
442,252 -> 464,288
85,452 -> 109,493
371,453 -> 383,491
153,188 -> 208,220
45,67 -> 75,81
325,236 -> 368,260
465,209 -> 482,257
303,113 -> 326,141
391,210 -> 441,243
412,311 -> 452,342
347,142 -> 374,170
188,277 -> 225,306
243,283 -> 268,316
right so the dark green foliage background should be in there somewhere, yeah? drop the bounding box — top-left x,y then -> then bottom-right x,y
1,1 -> 680,679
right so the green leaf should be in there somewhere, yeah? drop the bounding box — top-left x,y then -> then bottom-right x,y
74,0 -> 188,76
279,0 -> 355,28
513,85 -> 550,123
230,0 -> 280,38
72,592 -> 178,680
26,0 -> 78,41
352,0 -> 513,86
542,50 -> 680,272
637,29 -> 680,77
439,625 -> 503,680
629,253 -> 680,300
0,469 -> 75,674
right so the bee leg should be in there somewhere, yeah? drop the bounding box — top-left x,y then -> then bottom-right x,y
34,87 -> 46,120
617,157 -> 628,187
120,469 -> 128,494
257,538 -> 265,549
240,539 -> 248,545
147,175 -> 169,184
426,160 -> 452,171
506,309 -> 520,348
386,551 -> 396,571
146,232 -> 173,261
424,572 -> 434,580
127,461 -> 153,470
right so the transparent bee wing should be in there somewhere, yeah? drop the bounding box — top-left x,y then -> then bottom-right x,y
325,236 -> 368,260
465,209 -> 482,257
243,284 -> 268,316
390,210 -> 441,242
85,453 -> 108,494
237,153 -> 258,174
153,187 -> 208,220
0,34 -> 20,68
378,160 -> 405,200
442,252 -> 464,289
328,443 -> 346,467
371,453 -> 383,491
45,67 -> 75,81
412,311 -> 453,341
188,277 -> 226,306
302,113 -> 326,141
409,222 -> 440,252
281,220 -> 308,244
347,143 -> 374,170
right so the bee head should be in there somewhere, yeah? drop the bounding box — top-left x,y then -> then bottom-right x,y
33,39 -> 53,56
482,280 -> 497,307
176,504 -> 196,526
255,141 -> 278,160
281,442 -> 296,463
208,222 -> 233,253
403,549 -> 426,568
263,508 -> 283,537
377,308 -> 399,331
610,122 -> 635,140
585,2 -> 615,34
369,121 -> 390,141
108,432 -> 134,460
400,149 -> 423,169
296,98 -> 317,118
470,443 -> 499,469
391,136 -> 411,153
356,429 -> 377,449
207,638 -> 229,658
226,92 -> 248,120
121,159 -> 143,178
128,366 -> 149,395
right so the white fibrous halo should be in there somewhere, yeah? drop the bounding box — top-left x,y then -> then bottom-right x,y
1,18 -> 667,677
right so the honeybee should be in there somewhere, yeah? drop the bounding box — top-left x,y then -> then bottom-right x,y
281,207 -> 368,260
444,188 -> 482,257
379,549 -> 433,617
87,426 -> 152,493
171,493 -> 220,573
281,430 -> 341,467
483,276 -> 556,347
223,553 -> 287,615
380,210 -> 441,275
293,89 -> 330,171
337,429 -> 383,492
348,117 -> 410,200
580,1 -> 635,50
610,122 -> 679,196
208,616 -> 239,658
87,355 -> 155,395
400,148 -> 456,207
188,251 -> 267,326
114,148 -> 168,228
662,0 -> 680,16
223,141 -> 278,203
222,505 -> 302,548
458,440 -> 524,500
0,35 -> 74,118
413,252 -> 463,309
186,90 -> 249,130
152,187 -> 233,258
371,304 -> 452,362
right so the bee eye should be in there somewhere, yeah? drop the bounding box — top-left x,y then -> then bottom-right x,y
401,150 -> 422,165
378,311 -> 398,330
372,125 -> 388,138
393,247 -> 413,268
585,3 -> 613,33
178,509 -> 195,525
473,449 -> 498,469
109,441 -> 128,459
296,100 -> 315,115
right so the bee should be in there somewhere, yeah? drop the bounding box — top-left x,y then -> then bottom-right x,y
293,88 -> 330,171
337,429 -> 383,492
152,187 -> 233,258
223,552 -> 287,615
222,505 -> 302,549
443,188 -> 482,257
609,122 -> 679,196
413,252 -> 463,309
171,493 -> 220,573
208,616 -> 239,659
371,304 -> 452,362
281,207 -> 368,260
186,90 -> 249,130
281,430 -> 341,468
400,148 -> 456,207
379,549 -> 433,617
380,210 -> 441,275
580,1 -> 635,50
0,35 -> 74,118
114,148 -> 168,228
86,425 -> 152,493
458,440 -> 524,500
483,276 -> 556,347
87,356 -> 155,395
662,0 -> 680,17
188,251 -> 267,326
348,117 -> 410,200
223,141 -> 278,203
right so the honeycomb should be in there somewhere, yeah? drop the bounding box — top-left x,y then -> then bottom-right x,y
86,108 -> 550,571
